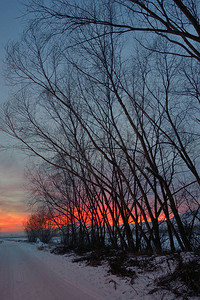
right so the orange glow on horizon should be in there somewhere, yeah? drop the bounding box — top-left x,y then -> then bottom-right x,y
0,211 -> 27,233
53,208 -> 168,229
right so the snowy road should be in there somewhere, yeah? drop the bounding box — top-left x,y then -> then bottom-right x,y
0,241 -> 105,300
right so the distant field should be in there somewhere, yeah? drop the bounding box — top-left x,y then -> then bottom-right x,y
0,236 -> 27,241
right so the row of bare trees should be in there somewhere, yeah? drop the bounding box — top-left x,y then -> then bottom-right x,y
1,0 -> 200,252
24,208 -> 54,243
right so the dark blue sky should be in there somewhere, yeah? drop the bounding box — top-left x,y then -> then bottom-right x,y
0,0 -> 24,101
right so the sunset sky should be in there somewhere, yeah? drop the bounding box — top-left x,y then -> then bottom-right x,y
0,0 -> 28,234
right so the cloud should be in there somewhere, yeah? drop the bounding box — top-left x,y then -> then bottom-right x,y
0,208 -> 29,232
0,150 -> 28,232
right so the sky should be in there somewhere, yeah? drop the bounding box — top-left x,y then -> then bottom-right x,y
0,0 -> 29,234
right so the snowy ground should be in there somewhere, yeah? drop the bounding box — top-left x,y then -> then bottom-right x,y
0,240 -> 199,300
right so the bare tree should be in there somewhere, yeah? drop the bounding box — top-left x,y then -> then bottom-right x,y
24,208 -> 54,243
1,0 -> 200,252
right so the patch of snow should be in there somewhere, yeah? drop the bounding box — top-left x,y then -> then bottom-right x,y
1,240 -> 199,299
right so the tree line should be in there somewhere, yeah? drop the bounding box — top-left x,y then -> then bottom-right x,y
1,0 -> 200,252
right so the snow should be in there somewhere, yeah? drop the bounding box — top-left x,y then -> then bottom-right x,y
0,240 -> 199,299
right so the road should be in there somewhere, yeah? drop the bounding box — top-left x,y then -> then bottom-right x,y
0,241 -> 105,300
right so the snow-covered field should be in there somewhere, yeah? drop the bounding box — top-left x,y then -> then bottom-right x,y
0,239 -> 199,299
